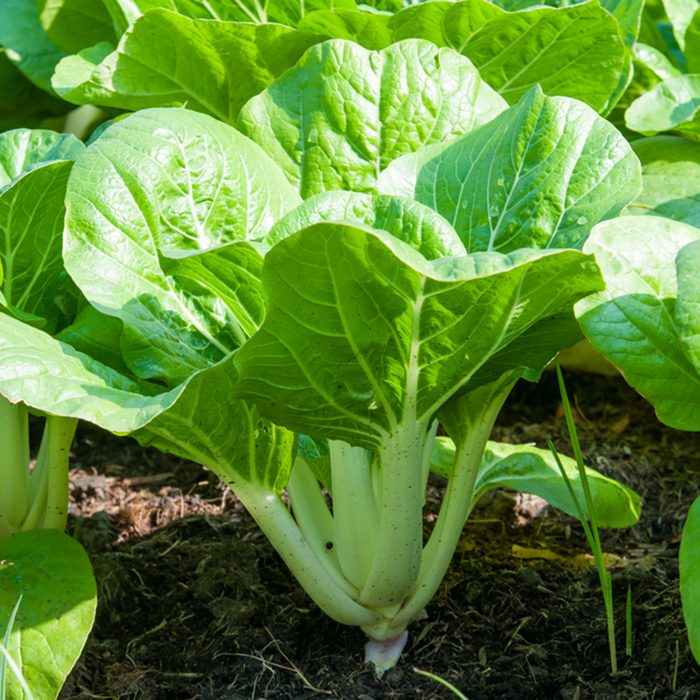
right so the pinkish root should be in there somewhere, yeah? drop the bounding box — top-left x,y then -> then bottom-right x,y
364,631 -> 409,676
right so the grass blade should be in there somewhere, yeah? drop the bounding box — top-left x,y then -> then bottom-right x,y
0,596 -> 33,700
413,668 -> 469,699
551,366 -> 618,674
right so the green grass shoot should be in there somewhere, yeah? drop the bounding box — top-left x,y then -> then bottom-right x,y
413,667 -> 469,699
548,365 -> 618,674
0,595 -> 34,700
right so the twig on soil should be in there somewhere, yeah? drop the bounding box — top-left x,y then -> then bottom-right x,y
223,651 -> 332,695
160,537 -> 181,557
505,616 -> 532,652
125,620 -> 168,664
264,625 -> 333,695
672,639 -> 680,691
123,473 -> 174,486
160,672 -> 204,679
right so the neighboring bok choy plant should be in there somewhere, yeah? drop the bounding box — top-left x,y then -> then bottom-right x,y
623,0 -> 700,139
16,0 -> 632,122
0,129 -> 97,700
576,216 -> 700,664
618,0 -> 700,232
0,40 -> 642,672
0,128 -> 83,539
0,127 -> 85,540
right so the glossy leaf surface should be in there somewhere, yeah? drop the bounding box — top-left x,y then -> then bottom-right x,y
626,75 -> 700,136
235,223 -> 602,447
239,39 -> 507,197
431,438 -> 642,528
64,108 -> 297,384
0,530 -> 96,700
680,496 -> 700,663
301,0 -> 628,112
53,11 -> 321,123
0,129 -> 84,331
627,136 -> 700,228
379,88 -> 641,252
577,216 -> 700,431
269,191 -> 466,258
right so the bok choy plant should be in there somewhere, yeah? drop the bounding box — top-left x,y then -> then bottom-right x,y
623,0 -> 700,139
232,224 -> 639,666
0,127 -> 84,539
0,39 -> 642,672
576,216 -> 700,664
0,128 -> 97,700
615,1 -> 700,232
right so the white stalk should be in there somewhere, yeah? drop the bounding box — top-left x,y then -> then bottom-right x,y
233,480 -> 381,628
21,429 -> 49,531
358,422 -> 428,611
37,416 -> 78,531
286,457 -> 358,598
359,279 -> 430,612
390,382 -> 514,633
329,440 -> 380,591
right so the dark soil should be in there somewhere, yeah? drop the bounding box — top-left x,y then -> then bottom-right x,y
60,371 -> 700,700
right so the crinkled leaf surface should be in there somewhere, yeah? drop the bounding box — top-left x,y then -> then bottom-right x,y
269,191 -> 466,258
0,129 -> 84,331
238,39 -> 507,198
0,0 -> 67,93
158,243 -> 267,347
627,136 -> 700,227
680,495 -> 700,663
379,88 -> 641,253
430,438 -> 641,527
50,1 -> 628,118
234,223 -> 602,448
0,529 -> 96,700
0,129 -> 83,188
52,10 -> 321,123
391,0 -> 628,112
576,216 -> 700,431
625,74 -> 700,135
64,108 -> 298,384
300,0 -> 627,112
